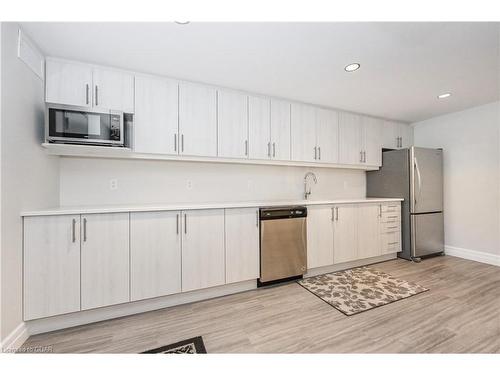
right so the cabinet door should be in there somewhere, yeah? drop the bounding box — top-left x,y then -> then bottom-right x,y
291,103 -> 317,162
357,204 -> 381,259
338,112 -> 363,165
134,76 -> 179,155
217,90 -> 249,158
225,208 -> 260,283
307,205 -> 334,269
316,108 -> 339,163
399,123 -> 413,148
381,120 -> 399,149
45,59 -> 92,108
81,213 -> 129,310
179,82 -> 217,157
363,117 -> 382,166
130,211 -> 181,301
248,96 -> 271,160
181,209 -> 225,292
333,205 -> 358,264
92,68 -> 134,112
270,99 -> 291,160
24,215 -> 81,320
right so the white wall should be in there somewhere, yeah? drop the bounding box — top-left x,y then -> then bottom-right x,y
412,101 -> 500,257
59,158 -> 366,206
0,23 -> 60,345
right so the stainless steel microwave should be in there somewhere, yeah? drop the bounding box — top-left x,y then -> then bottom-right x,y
46,105 -> 124,146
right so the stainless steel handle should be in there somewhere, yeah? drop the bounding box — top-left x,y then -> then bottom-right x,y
379,204 -> 382,218
331,207 -> 334,221
314,146 -> 317,160
256,210 -> 259,227
72,218 -> 76,243
184,213 -> 187,234
388,241 -> 399,245
387,215 -> 398,219
181,134 -> 184,152
174,134 -> 177,152
364,151 -> 366,163
396,137 -> 400,148
83,218 -> 87,242
360,151 -> 363,162
176,214 -> 179,235
95,86 -> 99,106
387,226 -> 398,229
272,142 -> 276,158
245,140 -> 248,156
335,207 -> 339,221
267,142 -> 271,157
318,146 -> 321,160
85,84 -> 90,105
414,158 -> 422,207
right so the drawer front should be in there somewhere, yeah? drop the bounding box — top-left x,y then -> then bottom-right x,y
381,222 -> 401,233
381,211 -> 401,223
381,231 -> 401,253
381,203 -> 401,213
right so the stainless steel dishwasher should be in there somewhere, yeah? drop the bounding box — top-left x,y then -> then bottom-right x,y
258,206 -> 307,286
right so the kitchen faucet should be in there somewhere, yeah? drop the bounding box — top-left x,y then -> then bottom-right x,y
303,172 -> 317,200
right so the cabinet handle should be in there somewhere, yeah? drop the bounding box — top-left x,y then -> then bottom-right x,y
387,215 -> 398,219
335,207 -> 339,221
181,134 -> 184,152
85,84 -> 90,105
318,146 -> 321,160
331,207 -> 334,221
95,85 -> 99,106
272,142 -> 276,158
184,213 -> 187,234
388,241 -> 399,245
176,214 -> 179,234
174,134 -> 177,152
83,218 -> 87,242
379,204 -> 382,218
267,142 -> 271,157
245,140 -> 248,156
360,151 -> 363,162
72,218 -> 76,243
387,226 -> 398,229
256,210 -> 259,227
314,146 -> 317,160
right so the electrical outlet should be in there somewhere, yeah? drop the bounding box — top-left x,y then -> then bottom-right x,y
186,180 -> 193,190
109,179 -> 118,190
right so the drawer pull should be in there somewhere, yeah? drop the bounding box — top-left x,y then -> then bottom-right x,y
388,241 -> 399,245
387,215 -> 399,219
386,226 -> 398,229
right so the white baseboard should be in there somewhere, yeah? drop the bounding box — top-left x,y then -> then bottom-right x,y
25,280 -> 257,336
445,245 -> 500,266
1,322 -> 29,353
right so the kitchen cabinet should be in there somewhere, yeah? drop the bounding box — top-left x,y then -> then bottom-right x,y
306,205 -> 334,268
92,68 -> 134,113
225,208 -> 260,283
24,215 -> 81,320
46,59 -> 93,108
333,204 -> 358,264
134,76 -> 179,155
362,117 -> 383,166
382,120 -> 413,149
316,108 -> 339,163
45,59 -> 134,112
81,213 -> 130,310
357,204 -> 381,259
270,99 -> 291,160
130,211 -> 182,301
338,112 -> 363,165
181,209 -> 225,292
218,90 -> 249,158
179,82 -> 218,157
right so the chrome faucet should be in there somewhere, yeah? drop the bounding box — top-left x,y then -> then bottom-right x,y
303,172 -> 317,200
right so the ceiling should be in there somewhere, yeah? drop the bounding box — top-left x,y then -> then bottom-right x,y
20,22 -> 500,123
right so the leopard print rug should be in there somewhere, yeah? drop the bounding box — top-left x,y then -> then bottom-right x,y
298,266 -> 429,316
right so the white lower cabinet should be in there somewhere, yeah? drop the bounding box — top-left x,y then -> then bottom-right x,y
81,213 -> 130,310
357,204 -> 381,259
130,211 -> 182,301
24,215 -> 81,321
333,204 -> 359,264
224,208 -> 260,283
181,209 -> 225,292
307,205 -> 334,268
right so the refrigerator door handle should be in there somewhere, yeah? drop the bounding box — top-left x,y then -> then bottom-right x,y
414,157 -> 422,207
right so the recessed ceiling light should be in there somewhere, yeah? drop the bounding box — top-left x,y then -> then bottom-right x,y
174,21 -> 190,25
437,93 -> 452,99
344,63 -> 360,72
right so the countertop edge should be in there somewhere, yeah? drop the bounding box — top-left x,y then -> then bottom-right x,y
21,198 -> 404,217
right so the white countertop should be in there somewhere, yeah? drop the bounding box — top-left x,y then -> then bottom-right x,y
21,198 -> 403,217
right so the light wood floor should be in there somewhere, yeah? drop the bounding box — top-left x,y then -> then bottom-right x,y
22,255 -> 500,353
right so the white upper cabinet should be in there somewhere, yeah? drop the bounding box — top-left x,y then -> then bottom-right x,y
248,96 -> 271,159
217,90 -> 249,159
134,76 -> 179,155
225,208 -> 260,284
338,112 -> 363,165
399,123 -> 413,148
307,205 -> 334,268
270,99 -> 291,160
179,82 -> 218,157
382,120 -> 413,149
46,59 -> 93,108
92,68 -> 135,113
291,103 -> 318,162
316,108 -> 339,164
45,59 -> 134,112
362,117 -> 383,166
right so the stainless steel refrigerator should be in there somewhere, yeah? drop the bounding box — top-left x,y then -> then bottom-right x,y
367,147 -> 444,261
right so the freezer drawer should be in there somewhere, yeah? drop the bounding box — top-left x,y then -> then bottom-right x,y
411,212 -> 444,257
